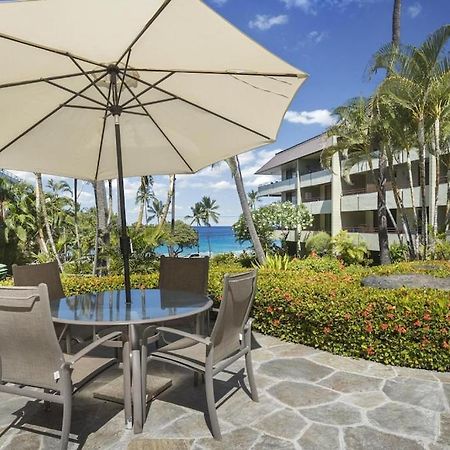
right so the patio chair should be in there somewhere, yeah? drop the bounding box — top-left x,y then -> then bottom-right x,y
13,262 -> 75,352
144,270 -> 258,440
0,284 -> 122,450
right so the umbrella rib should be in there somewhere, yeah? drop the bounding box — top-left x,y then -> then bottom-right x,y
0,72 -> 109,155
132,68 -> 306,79
115,0 -> 174,65
45,80 -> 108,108
122,98 -> 176,110
120,78 -> 194,173
0,70 -> 105,90
68,55 -> 110,104
121,72 -> 174,108
0,33 -> 108,69
64,105 -> 106,111
117,50 -> 132,103
125,72 -> 272,141
94,83 -> 113,181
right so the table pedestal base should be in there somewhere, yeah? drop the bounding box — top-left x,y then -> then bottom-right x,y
94,375 -> 172,405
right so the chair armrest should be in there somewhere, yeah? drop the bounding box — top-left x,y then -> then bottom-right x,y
65,331 -> 122,366
244,318 -> 254,332
141,325 -> 160,346
157,327 -> 211,346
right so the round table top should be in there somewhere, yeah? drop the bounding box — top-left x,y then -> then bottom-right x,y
51,289 -> 213,326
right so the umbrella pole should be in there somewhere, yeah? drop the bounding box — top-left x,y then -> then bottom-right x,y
110,66 -> 132,304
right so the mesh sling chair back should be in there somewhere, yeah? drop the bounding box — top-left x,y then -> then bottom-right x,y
12,262 -> 73,352
0,285 -> 121,450
146,270 -> 258,440
159,256 -> 209,294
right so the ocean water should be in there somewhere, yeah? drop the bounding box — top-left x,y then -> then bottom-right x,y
157,226 -> 251,256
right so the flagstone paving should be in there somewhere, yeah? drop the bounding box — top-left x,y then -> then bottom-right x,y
0,332 -> 449,449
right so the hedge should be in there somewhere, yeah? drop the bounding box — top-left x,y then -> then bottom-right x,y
1,259 -> 449,371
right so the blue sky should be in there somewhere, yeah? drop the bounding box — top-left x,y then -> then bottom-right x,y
12,0 -> 450,225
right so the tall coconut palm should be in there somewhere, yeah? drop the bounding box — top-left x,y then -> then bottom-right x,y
226,156 -> 266,264
371,24 -> 450,256
147,198 -> 165,224
156,174 -> 175,233
186,202 -> 205,226
392,0 -> 401,48
35,173 -> 63,271
135,175 -> 154,228
198,196 -> 220,226
92,180 -> 109,275
247,190 -> 259,209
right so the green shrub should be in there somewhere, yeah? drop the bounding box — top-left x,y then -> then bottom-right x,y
331,231 -> 369,265
389,242 -> 410,263
256,254 -> 293,271
290,256 -> 344,273
3,259 -> 449,371
305,232 -> 332,256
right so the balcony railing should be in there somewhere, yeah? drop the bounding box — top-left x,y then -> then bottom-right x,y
343,225 -> 400,234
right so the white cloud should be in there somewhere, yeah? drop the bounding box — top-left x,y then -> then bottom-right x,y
407,2 -> 422,18
307,30 -> 328,44
249,14 -> 289,31
210,0 -> 228,5
284,109 -> 336,127
280,0 -> 315,13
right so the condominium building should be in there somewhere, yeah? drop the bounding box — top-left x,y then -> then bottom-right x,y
256,133 -> 448,253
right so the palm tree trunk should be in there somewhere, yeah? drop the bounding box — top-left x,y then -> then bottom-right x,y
406,149 -> 420,253
392,0 -> 401,47
386,159 -> 415,259
377,147 -> 391,265
35,173 -> 63,272
35,176 -> 49,255
226,156 -> 266,265
93,181 -> 109,275
107,180 -> 113,228
156,175 -> 175,232
417,118 -> 428,257
433,119 -> 441,231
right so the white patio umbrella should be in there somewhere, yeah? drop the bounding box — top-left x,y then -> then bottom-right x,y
0,0 -> 307,302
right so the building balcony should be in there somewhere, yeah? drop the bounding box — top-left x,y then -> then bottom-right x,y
300,169 -> 332,187
258,178 -> 297,197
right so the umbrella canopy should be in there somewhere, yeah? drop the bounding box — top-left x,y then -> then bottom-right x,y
0,0 -> 306,179
0,0 -> 307,301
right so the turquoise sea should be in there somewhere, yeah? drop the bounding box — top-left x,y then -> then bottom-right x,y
157,226 -> 251,257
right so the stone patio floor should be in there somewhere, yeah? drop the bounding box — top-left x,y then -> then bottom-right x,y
0,332 -> 449,449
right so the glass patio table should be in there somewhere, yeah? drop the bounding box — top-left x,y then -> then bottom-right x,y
51,288 -> 213,433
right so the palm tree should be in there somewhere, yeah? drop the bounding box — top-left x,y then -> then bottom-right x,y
247,190 -> 259,209
392,0 -> 401,48
147,198 -> 165,224
186,202 -> 205,226
135,175 -> 154,228
156,174 -> 175,233
35,173 -> 63,271
92,180 -> 109,275
226,156 -> 266,264
198,196 -> 220,226
371,24 -> 450,256
322,98 -> 399,264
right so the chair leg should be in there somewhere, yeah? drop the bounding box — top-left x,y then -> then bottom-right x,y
122,341 -> 132,430
141,343 -> 148,422
65,327 -> 72,354
245,350 -> 259,402
60,374 -> 73,450
204,369 -> 221,440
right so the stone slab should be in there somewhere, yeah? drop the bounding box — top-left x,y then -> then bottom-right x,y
344,426 -> 425,450
259,358 -> 333,382
319,371 -> 383,393
253,409 -> 307,440
383,377 -> 446,412
367,402 -> 438,440
297,424 -> 340,450
268,381 -> 339,408
299,402 -> 362,426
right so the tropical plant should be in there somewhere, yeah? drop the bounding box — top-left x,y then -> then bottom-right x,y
198,196 -> 220,226
147,198 -> 165,224
159,220 -> 199,256
233,201 -> 313,252
305,232 -> 332,256
247,190 -> 260,209
135,175 -> 154,228
331,231 -> 369,265
370,24 -> 450,256
255,253 -> 293,271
